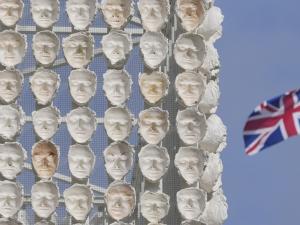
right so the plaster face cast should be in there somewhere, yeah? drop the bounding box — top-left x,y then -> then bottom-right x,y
0,30 -> 26,68
176,0 -> 205,32
199,114 -> 227,153
198,79 -> 220,114
0,69 -> 23,104
174,33 -> 206,71
0,181 -> 23,218
35,221 -> 55,225
103,69 -> 132,106
66,107 -> 97,143
32,106 -> 60,140
68,144 -> 95,179
31,181 -> 59,219
0,0 -> 23,27
177,188 -> 206,221
31,0 -> 59,28
69,69 -> 97,105
30,69 -> 60,105
138,144 -> 169,182
100,0 -> 132,29
0,104 -> 24,141
141,191 -> 170,223
0,143 -> 26,180
64,184 -> 93,221
176,108 -> 207,145
138,0 -> 169,32
105,182 -> 136,221
62,33 -> 94,69
139,108 -> 169,145
102,30 -> 132,67
33,31 -> 59,66
104,107 -> 132,141
32,141 -> 59,179
140,32 -> 168,69
174,147 -> 205,185
66,0 -> 96,30
0,219 -> 22,225
139,72 -> 169,104
104,142 -> 133,180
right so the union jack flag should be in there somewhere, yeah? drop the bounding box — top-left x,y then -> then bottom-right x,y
244,89 -> 300,155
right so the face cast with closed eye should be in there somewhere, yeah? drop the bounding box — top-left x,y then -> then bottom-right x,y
63,33 -> 94,69
0,0 -> 23,27
139,72 -> 169,104
104,107 -> 132,141
0,143 -> 26,180
174,33 -> 206,71
138,144 -> 169,182
31,181 -> 59,219
66,107 -> 97,144
32,141 -> 59,179
68,144 -> 95,179
0,70 -> 23,104
31,0 -> 59,28
104,141 -> 133,181
32,106 -> 60,140
176,108 -> 207,145
175,147 -> 205,185
102,30 -> 132,67
0,181 -> 23,218
175,71 -> 206,107
177,188 -> 206,221
64,184 -> 93,221
105,182 -> 136,221
103,70 -> 132,106
138,0 -> 169,32
33,31 -> 59,66
139,108 -> 169,145
140,32 -> 168,69
100,0 -> 132,29
30,69 -> 60,105
0,104 -> 24,141
0,30 -> 26,68
69,69 -> 97,105
66,0 -> 96,30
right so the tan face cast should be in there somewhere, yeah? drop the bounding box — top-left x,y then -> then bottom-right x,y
105,182 -> 136,221
104,141 -> 133,180
138,144 -> 169,182
31,0 -> 59,28
138,107 -> 169,145
139,72 -> 169,104
0,0 -> 23,27
0,30 -> 26,68
32,141 -> 59,179
0,69 -> 23,104
0,142 -> 26,180
30,69 -> 60,105
0,181 -> 23,218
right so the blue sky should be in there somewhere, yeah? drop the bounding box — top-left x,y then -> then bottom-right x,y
218,0 -> 300,224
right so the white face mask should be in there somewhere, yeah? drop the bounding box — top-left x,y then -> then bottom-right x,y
177,188 -> 207,221
68,144 -> 95,179
0,181 -> 23,218
0,0 -> 23,27
198,79 -> 220,114
104,142 -> 133,180
69,69 -> 96,105
140,32 -> 168,69
0,70 -> 23,104
138,144 -> 169,182
0,30 -> 26,68
64,184 -> 93,221
141,191 -> 170,223
31,181 -> 59,219
31,0 -> 59,28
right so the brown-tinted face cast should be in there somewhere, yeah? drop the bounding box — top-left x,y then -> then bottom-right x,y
32,142 -> 58,179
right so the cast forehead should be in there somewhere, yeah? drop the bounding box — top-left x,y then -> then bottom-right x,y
0,104 -> 22,113
67,0 -> 95,4
69,144 -> 92,152
177,108 -> 204,118
33,31 -> 59,42
63,32 -> 94,44
64,184 -> 93,196
69,69 -> 96,79
0,30 -> 26,43
140,32 -> 167,44
31,69 -> 59,80
142,191 -> 169,201
104,141 -> 133,154
105,107 -> 131,116
0,0 -> 23,4
177,0 -> 203,6
0,180 -> 23,191
177,33 -> 205,46
138,0 -> 170,13
176,71 -> 205,81
67,107 -> 96,117
139,107 -> 169,118
139,144 -> 168,156
32,181 -> 58,192
31,0 -> 59,5
32,141 -> 58,154
0,142 -> 23,151
140,71 -> 169,82
103,30 -> 131,43
101,0 -> 131,5
33,106 -> 60,117
177,187 -> 205,197
0,69 -> 23,80
103,69 -> 131,81
106,181 -> 135,195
